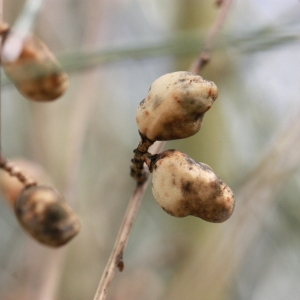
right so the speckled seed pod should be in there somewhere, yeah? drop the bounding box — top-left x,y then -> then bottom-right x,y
136,71 -> 218,141
15,185 -> 80,247
2,32 -> 68,101
151,150 -> 235,223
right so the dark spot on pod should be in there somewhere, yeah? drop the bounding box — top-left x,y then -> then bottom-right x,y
151,149 -> 177,171
179,78 -> 187,82
181,181 -> 193,195
139,98 -> 146,108
15,185 -> 81,247
152,95 -> 163,110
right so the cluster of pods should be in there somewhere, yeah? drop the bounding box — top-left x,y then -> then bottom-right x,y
0,21 -> 80,247
135,71 -> 235,223
0,20 -> 234,249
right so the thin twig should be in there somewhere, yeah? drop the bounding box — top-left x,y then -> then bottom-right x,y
0,152 -> 37,187
189,0 -> 234,74
2,0 -> 45,63
93,141 -> 166,300
92,179 -> 148,300
93,1 -> 234,299
130,133 -> 154,185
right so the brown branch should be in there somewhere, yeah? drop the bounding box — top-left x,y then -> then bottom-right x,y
93,1 -> 234,299
189,0 -> 234,74
93,141 -> 165,300
93,179 -> 148,299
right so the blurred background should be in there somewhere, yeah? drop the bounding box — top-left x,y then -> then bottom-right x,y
1,0 -> 300,299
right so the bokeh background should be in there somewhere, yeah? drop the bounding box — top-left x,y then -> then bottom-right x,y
1,0 -> 300,299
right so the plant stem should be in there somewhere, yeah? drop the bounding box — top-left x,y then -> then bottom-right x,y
93,141 -> 166,300
0,152 -> 37,187
130,133 -> 154,185
2,0 -> 45,63
93,1 -> 234,299
93,179 -> 148,300
189,0 -> 234,74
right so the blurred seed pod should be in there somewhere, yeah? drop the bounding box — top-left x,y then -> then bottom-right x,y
1,26 -> 68,101
0,158 -> 51,206
15,185 -> 81,247
136,71 -> 218,141
0,21 -> 9,35
151,150 -> 235,223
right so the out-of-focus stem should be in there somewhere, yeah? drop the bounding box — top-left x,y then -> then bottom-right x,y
0,152 -> 37,188
2,0 -> 45,63
189,0 -> 234,74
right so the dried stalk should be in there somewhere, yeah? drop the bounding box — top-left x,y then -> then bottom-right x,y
0,153 -> 37,187
93,141 -> 165,300
93,1 -> 234,299
130,133 -> 154,185
189,0 -> 234,74
2,0 -> 45,63
94,169 -> 147,299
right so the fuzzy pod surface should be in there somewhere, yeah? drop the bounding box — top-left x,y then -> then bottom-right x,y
136,71 -> 218,141
151,150 -> 235,223
2,32 -> 68,101
15,185 -> 80,247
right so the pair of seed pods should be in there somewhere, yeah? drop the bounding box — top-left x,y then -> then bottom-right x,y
135,72 -> 235,223
0,22 -> 79,247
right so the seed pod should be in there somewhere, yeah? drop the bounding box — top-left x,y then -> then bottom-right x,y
136,71 -> 218,141
15,185 -> 80,247
151,150 -> 234,223
0,21 -> 9,35
2,30 -> 68,101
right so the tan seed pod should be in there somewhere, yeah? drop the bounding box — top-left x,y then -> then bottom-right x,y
15,185 -> 81,247
151,150 -> 235,223
2,30 -> 68,101
136,71 -> 218,141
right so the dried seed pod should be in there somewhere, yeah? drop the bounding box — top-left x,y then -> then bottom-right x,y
151,150 -> 234,223
2,30 -> 68,101
136,71 -> 218,141
15,185 -> 80,247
